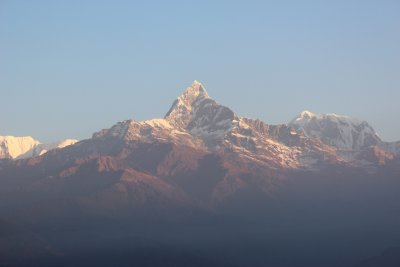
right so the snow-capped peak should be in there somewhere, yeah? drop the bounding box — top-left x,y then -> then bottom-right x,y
291,111 -> 364,126
299,110 -> 315,118
0,136 -> 40,159
174,80 -> 209,105
190,80 -> 209,98
290,111 -> 381,151
164,80 -> 211,128
0,135 -> 78,159
290,110 -> 315,127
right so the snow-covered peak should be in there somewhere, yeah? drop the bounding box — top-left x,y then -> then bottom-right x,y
164,80 -> 212,129
292,111 -> 363,125
94,81 -> 237,149
0,135 -> 79,159
0,136 -> 40,159
300,110 -> 315,118
165,81 -> 242,146
290,111 -> 380,151
172,80 -> 209,108
291,111 -> 365,128
290,110 -> 316,128
188,80 -> 209,99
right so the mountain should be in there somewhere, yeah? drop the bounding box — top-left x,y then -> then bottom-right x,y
0,80 -> 397,224
0,136 -> 40,159
93,81 -> 397,171
0,135 -> 78,159
289,110 -> 381,151
0,81 -> 399,267
289,110 -> 399,167
94,81 -> 341,171
1,81 -> 398,211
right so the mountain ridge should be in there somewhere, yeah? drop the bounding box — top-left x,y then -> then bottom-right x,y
2,81 -> 397,165
89,81 -> 397,171
1,80 -> 398,176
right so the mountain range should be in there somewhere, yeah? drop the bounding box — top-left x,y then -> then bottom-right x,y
3,80 -> 398,167
0,81 -> 399,267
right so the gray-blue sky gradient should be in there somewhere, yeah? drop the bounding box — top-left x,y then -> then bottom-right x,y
1,1 -> 399,142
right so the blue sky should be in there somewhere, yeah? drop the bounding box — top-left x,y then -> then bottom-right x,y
1,1 -> 399,142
